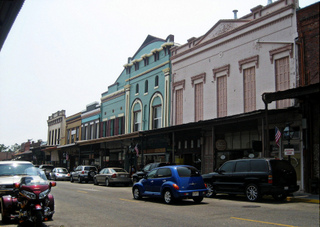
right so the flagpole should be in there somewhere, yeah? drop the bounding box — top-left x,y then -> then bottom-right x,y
279,137 -> 282,159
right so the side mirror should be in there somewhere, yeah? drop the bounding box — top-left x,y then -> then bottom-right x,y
50,181 -> 57,187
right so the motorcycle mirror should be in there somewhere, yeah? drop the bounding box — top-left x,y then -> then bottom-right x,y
14,182 -> 20,189
50,181 -> 57,187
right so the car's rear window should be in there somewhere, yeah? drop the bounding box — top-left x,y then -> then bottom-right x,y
250,160 -> 268,172
270,160 -> 294,171
177,167 -> 200,177
111,168 -> 126,173
57,169 -> 68,173
84,167 -> 97,171
0,164 -> 34,176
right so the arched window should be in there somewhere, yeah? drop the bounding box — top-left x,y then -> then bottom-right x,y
132,100 -> 142,132
145,80 -> 148,93
150,93 -> 163,129
136,84 -> 139,94
155,76 -> 159,87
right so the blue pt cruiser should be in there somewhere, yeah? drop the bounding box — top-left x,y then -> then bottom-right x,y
132,165 -> 207,204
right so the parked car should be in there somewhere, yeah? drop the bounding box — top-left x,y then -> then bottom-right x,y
0,161 -> 34,197
39,164 -> 55,178
132,165 -> 207,204
70,165 -> 98,183
49,167 -> 70,181
202,158 -> 299,202
132,162 -> 174,183
93,167 -> 131,186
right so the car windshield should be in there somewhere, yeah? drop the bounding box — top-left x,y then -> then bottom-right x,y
0,163 -> 34,176
177,167 -> 201,177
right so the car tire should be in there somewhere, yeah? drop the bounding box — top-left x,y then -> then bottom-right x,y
163,189 -> 174,204
133,186 -> 142,200
70,176 -> 74,183
106,178 -> 111,187
245,183 -> 261,202
272,193 -> 287,201
89,171 -> 96,178
205,182 -> 216,198
93,178 -> 98,185
78,176 -> 82,183
193,196 -> 204,204
1,199 -> 10,224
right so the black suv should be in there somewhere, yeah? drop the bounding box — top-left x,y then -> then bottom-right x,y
132,162 -> 173,183
202,158 -> 299,202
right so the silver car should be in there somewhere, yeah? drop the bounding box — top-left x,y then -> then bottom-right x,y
49,167 -> 70,181
0,161 -> 34,196
93,167 -> 132,186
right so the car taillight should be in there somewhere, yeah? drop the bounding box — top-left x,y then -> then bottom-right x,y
173,184 -> 179,190
268,175 -> 273,184
82,171 -> 85,174
111,173 -> 117,178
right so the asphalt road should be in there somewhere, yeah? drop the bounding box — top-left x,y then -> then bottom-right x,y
1,181 -> 319,227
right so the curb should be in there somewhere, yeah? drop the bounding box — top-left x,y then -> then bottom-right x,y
287,196 -> 319,204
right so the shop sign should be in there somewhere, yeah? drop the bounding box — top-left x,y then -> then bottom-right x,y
284,148 -> 294,156
216,139 -> 227,151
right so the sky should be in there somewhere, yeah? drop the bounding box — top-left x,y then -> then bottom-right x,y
0,0 -> 318,147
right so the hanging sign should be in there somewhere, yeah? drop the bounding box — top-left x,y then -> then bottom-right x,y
284,148 -> 294,155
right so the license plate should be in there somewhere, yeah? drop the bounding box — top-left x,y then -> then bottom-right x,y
284,186 -> 289,190
192,192 -> 199,196
120,175 -> 126,177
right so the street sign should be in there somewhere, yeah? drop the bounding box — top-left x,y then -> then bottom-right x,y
284,148 -> 294,155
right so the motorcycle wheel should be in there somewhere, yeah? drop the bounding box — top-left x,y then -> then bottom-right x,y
34,210 -> 43,227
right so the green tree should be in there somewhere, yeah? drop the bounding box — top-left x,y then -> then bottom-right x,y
0,144 -> 9,152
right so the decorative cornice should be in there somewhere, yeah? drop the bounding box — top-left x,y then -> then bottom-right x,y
238,55 -> 259,72
173,80 -> 185,90
125,61 -> 169,82
191,73 -> 206,87
171,5 -> 294,63
101,89 -> 125,103
213,64 -> 230,80
269,44 -> 293,63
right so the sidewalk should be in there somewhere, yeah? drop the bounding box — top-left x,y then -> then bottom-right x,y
287,192 -> 319,204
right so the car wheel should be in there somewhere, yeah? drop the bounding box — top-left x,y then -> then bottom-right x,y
272,193 -> 287,201
1,199 -> 10,224
70,176 -> 74,183
89,171 -> 96,178
205,182 -> 216,198
105,178 -> 111,187
93,178 -> 98,185
133,186 -> 142,200
163,189 -> 174,204
245,183 -> 261,202
193,196 -> 204,204
78,176 -> 82,183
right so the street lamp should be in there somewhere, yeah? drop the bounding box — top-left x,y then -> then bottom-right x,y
283,124 -> 294,162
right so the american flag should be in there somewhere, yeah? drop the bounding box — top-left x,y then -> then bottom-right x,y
275,127 -> 281,147
134,144 -> 139,157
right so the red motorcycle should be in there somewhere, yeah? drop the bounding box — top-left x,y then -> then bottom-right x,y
1,167 -> 56,226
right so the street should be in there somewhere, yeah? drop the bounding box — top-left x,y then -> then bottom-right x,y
1,181 -> 319,227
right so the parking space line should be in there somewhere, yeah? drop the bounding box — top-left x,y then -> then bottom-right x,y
119,198 -> 140,203
77,190 -> 88,194
230,217 -> 298,227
